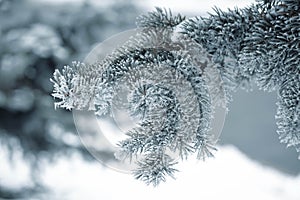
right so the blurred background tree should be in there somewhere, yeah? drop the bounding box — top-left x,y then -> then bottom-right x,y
0,0 -> 140,198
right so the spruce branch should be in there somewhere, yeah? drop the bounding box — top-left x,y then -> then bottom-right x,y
133,153 -> 178,186
179,0 -> 300,158
51,0 -> 300,186
276,75 -> 300,158
137,7 -> 186,29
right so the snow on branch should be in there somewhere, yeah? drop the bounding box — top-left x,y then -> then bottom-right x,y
51,0 -> 300,186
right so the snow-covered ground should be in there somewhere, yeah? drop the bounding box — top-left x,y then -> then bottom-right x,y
1,145 -> 299,200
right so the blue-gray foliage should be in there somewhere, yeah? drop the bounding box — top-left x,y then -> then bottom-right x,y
52,1 -> 300,185
181,0 -> 300,159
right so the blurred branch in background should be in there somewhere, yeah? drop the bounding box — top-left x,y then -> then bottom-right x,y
0,0 -> 140,198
